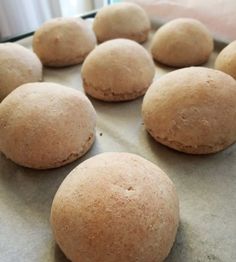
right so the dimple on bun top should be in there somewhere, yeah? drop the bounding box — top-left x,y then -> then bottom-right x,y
33,17 -> 96,67
51,152 -> 179,262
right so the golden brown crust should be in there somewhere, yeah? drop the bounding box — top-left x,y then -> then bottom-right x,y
142,67 -> 236,154
81,39 -> 155,102
151,18 -> 214,67
93,2 -> 150,43
33,17 -> 96,67
0,43 -> 42,101
0,82 -> 96,169
50,152 -> 179,262
215,40 -> 236,79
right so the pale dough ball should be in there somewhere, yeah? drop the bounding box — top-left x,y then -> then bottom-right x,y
215,40 -> 236,79
142,67 -> 236,154
151,18 -> 214,67
81,39 -> 155,101
93,2 -> 150,43
0,43 -> 42,101
33,17 -> 96,67
0,82 -> 96,169
51,152 -> 179,262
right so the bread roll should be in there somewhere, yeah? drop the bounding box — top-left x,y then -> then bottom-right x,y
0,43 -> 42,101
142,67 -> 236,154
51,152 -> 179,262
215,40 -> 236,79
33,17 -> 96,67
0,82 -> 96,169
93,2 -> 150,43
151,18 -> 214,67
81,39 -> 155,101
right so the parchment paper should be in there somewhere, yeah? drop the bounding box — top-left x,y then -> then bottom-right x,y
0,20 -> 236,262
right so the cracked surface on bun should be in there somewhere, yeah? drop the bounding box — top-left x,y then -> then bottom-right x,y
142,67 -> 236,154
51,152 -> 179,262
0,82 -> 96,169
81,39 -> 155,101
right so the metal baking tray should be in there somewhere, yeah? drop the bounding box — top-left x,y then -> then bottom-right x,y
0,11 -> 236,262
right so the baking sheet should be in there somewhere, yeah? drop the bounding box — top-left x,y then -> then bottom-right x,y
0,19 -> 236,262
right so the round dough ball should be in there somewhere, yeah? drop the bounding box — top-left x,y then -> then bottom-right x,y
142,67 -> 236,154
51,152 -> 179,262
93,2 -> 150,43
0,43 -> 42,101
33,17 -> 96,67
0,82 -> 96,169
81,39 -> 155,101
215,40 -> 236,79
151,18 -> 214,67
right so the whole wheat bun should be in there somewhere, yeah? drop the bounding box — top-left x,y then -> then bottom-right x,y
93,2 -> 150,43
151,18 -> 214,67
0,82 -> 96,169
215,40 -> 236,79
81,39 -> 155,101
0,43 -> 42,101
142,67 -> 236,154
33,17 -> 96,67
51,152 -> 179,262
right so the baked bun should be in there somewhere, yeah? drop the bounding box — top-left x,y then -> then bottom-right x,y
0,82 -> 96,169
0,43 -> 42,101
81,39 -> 155,101
33,17 -> 96,67
93,2 -> 150,43
142,67 -> 236,154
215,40 -> 236,79
51,152 -> 179,262
151,18 -> 214,67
